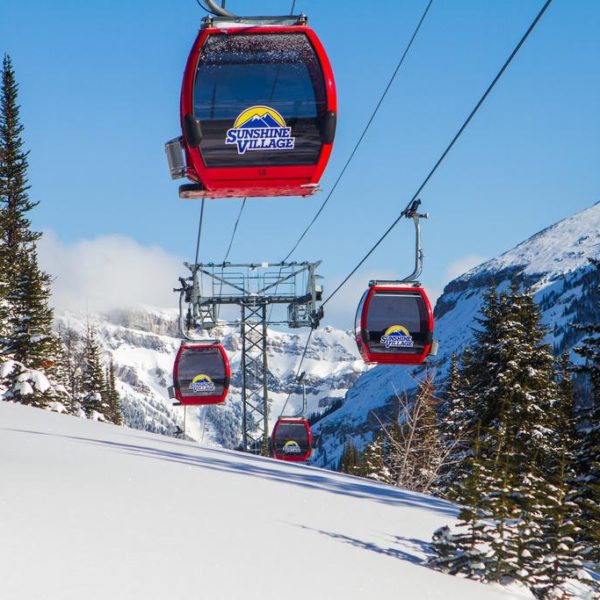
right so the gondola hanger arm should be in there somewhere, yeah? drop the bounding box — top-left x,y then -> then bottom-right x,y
198,0 -> 306,23
370,199 -> 428,287
400,198 -> 428,284
201,0 -> 235,17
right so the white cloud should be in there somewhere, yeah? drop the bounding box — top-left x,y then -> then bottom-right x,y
444,254 -> 486,283
38,231 -> 184,313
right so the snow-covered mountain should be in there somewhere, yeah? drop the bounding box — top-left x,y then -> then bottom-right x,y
311,202 -> 600,469
55,309 -> 368,447
53,203 -> 600,470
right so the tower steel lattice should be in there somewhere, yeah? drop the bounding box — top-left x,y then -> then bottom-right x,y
175,261 -> 323,453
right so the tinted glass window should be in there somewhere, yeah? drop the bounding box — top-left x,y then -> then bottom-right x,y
194,32 -> 326,167
176,347 -> 227,398
274,422 -> 310,456
366,292 -> 429,354
355,290 -> 368,337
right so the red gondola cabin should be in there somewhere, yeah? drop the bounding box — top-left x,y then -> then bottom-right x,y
272,418 -> 312,462
166,16 -> 337,199
355,284 -> 434,365
173,343 -> 230,405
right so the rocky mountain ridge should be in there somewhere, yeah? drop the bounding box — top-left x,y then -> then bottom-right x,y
55,309 -> 368,447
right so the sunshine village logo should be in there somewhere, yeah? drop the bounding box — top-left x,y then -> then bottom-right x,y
189,374 -> 216,394
283,440 -> 302,454
380,325 -> 414,349
225,106 -> 295,155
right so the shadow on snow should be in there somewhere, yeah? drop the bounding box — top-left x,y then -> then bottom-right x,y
297,525 -> 435,565
3,426 -> 457,517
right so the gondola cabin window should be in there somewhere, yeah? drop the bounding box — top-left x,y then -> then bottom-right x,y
194,33 -> 327,168
366,291 -> 429,355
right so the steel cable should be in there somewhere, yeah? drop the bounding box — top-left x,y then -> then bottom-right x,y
321,0 -> 553,309
283,0 -> 435,261
278,327 -> 314,418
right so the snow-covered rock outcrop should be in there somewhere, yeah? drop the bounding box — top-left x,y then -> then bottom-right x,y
55,310 -> 368,447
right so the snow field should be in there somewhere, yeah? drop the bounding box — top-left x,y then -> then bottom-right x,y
0,402 -> 534,600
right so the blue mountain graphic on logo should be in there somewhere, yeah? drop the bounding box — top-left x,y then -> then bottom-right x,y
240,113 -> 282,128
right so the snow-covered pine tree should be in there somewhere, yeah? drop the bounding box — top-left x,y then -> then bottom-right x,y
0,55 -> 66,408
55,324 -> 84,414
338,441 -> 364,476
105,360 -> 123,426
7,249 -> 57,369
484,287 -> 566,587
430,426 -> 495,580
431,285 -> 586,594
0,53 -> 33,357
3,249 -> 67,407
554,351 -> 578,457
443,289 -> 508,504
573,258 -> 600,567
0,54 -> 41,301
81,324 -> 109,420
532,451 -> 584,598
363,429 -> 393,484
437,351 -> 476,499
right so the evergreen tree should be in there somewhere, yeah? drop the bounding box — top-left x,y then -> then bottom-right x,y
338,441 -> 364,477
430,427 -> 495,580
81,324 -> 108,419
0,55 -> 64,408
0,54 -> 40,347
432,285 -> 586,594
554,351 -> 578,458
7,248 -> 57,368
362,429 -> 393,484
0,55 -> 40,267
532,451 -> 584,598
437,351 -> 475,499
573,258 -> 600,566
105,360 -> 123,425
55,325 -> 83,414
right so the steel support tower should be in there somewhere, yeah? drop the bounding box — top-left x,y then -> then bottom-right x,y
175,261 -> 323,454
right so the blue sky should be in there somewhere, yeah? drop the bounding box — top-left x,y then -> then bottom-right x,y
1,0 -> 599,326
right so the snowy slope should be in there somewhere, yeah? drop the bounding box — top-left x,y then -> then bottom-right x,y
312,202 -> 600,469
55,309 -> 367,447
0,401 -> 534,600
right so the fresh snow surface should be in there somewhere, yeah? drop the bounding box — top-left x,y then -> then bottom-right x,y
460,201 -> 600,285
0,402 -> 534,600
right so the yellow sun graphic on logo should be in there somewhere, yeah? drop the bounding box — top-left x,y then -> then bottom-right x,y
233,105 -> 286,128
383,325 -> 411,337
191,374 -> 213,384
283,440 -> 301,453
